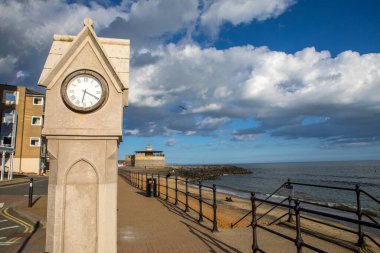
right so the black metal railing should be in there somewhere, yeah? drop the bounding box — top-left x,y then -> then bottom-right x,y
120,170 -> 380,251
119,170 -> 219,232
231,179 -> 380,252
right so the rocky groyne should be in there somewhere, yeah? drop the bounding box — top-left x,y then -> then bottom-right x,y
171,165 -> 252,181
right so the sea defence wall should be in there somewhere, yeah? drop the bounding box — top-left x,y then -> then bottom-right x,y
134,156 -> 165,167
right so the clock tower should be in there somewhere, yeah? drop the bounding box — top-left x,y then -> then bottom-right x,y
38,18 -> 129,253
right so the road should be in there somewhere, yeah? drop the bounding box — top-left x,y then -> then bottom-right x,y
0,178 -> 48,252
0,178 -> 48,196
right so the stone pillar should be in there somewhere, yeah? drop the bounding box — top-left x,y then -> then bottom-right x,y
45,138 -> 118,253
38,18 -> 129,253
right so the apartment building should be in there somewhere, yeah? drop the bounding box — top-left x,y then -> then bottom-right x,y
0,84 -> 46,174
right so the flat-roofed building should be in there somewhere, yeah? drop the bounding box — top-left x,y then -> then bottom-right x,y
0,84 -> 47,175
125,145 -> 165,167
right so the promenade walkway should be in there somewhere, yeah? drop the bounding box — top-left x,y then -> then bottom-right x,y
116,176 -> 349,253
2,175 -> 353,253
117,176 -> 246,252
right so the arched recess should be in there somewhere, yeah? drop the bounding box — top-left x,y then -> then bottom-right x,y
63,159 -> 98,253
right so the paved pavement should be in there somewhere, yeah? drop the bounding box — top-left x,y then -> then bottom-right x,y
0,175 -> 356,253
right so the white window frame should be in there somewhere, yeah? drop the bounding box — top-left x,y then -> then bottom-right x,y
3,90 -> 19,105
2,109 -> 15,124
2,136 -> 12,146
31,116 -> 42,126
33,97 -> 44,105
30,137 -> 41,147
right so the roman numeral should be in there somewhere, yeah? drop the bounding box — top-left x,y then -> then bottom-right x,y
70,95 -> 76,100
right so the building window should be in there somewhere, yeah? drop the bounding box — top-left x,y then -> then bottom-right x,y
31,116 -> 42,126
2,109 -> 15,124
2,137 -> 12,146
33,97 -> 44,105
3,90 -> 18,105
30,137 -> 41,147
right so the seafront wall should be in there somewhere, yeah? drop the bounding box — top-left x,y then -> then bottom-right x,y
134,159 -> 165,167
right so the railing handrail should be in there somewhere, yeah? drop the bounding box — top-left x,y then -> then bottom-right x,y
361,189 -> 380,206
257,197 -> 380,229
288,181 -> 354,191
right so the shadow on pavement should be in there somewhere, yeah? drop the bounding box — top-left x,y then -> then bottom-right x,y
181,221 -> 242,253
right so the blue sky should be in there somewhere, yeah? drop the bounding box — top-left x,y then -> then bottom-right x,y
1,0 -> 380,164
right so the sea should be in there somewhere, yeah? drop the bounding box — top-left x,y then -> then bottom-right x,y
202,160 -> 380,219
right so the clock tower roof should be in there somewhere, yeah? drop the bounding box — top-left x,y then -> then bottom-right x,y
38,18 -> 130,95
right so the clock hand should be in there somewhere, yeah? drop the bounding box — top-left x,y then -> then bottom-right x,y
84,91 -> 100,100
82,89 -> 86,103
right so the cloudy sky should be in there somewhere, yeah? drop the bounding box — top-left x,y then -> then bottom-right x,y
1,0 -> 380,164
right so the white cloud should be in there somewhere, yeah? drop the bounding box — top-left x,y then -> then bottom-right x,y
16,70 -> 27,80
232,132 -> 257,142
165,138 -> 178,146
201,0 -> 295,35
243,48 -> 380,116
0,0 -> 129,50
188,103 -> 222,114
129,43 -> 380,139
196,117 -> 230,130
124,128 -> 140,136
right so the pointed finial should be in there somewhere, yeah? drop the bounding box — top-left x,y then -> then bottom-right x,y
84,18 -> 94,28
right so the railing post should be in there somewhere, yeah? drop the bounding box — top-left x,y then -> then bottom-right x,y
355,184 -> 365,248
145,173 -> 147,191
287,178 -> 293,222
185,178 -> 189,212
165,175 -> 169,201
251,192 -> 259,253
212,184 -> 218,232
198,181 -> 203,222
157,174 -> 160,197
28,178 -> 34,208
175,176 -> 178,205
294,200 -> 303,253
287,196 -> 293,222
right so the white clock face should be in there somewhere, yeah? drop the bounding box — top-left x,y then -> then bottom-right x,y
66,75 -> 103,109
61,70 -> 108,113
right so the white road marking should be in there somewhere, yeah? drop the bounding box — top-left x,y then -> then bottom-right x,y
0,219 -> 8,222
0,225 -> 19,231
0,202 -> 4,208
0,237 -> 6,239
